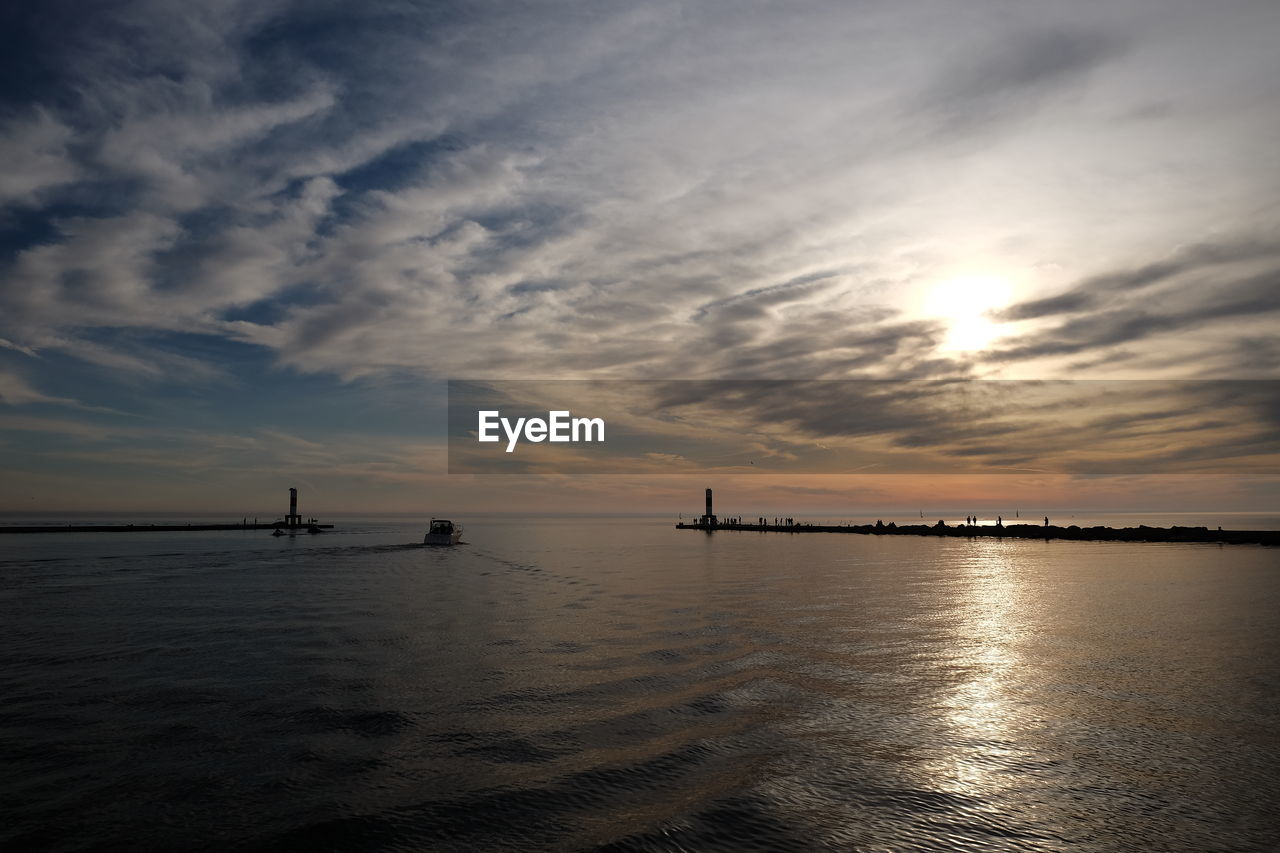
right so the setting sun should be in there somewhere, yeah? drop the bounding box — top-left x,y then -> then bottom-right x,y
926,274 -> 1015,352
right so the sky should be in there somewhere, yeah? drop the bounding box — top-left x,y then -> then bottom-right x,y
1,0 -> 1278,516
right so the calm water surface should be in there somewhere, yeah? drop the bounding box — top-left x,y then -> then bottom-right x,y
2,517 -> 1278,851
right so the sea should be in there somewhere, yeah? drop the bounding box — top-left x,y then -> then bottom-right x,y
2,514 -> 1278,852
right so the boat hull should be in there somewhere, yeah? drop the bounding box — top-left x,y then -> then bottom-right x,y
424,518 -> 463,545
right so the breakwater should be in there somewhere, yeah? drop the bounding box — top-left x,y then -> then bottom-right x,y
675,520 -> 1280,546
0,487 -> 336,534
0,522 -> 334,534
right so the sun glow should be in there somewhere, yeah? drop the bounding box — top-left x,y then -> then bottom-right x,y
926,274 -> 1014,352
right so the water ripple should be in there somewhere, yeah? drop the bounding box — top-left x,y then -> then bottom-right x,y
2,520 -> 1279,851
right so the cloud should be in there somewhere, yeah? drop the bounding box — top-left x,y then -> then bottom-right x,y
449,379 -> 1280,476
0,0 -> 1276,399
0,111 -> 79,206
0,370 -> 79,407
0,409 -> 443,491
919,28 -> 1123,135
0,367 -> 126,412
985,261 -> 1280,363
0,338 -> 39,357
993,238 -> 1280,323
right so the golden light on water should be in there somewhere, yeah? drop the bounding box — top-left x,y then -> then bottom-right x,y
930,543 -> 1031,796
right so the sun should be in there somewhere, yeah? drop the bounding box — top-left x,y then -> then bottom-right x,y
925,274 -> 1014,352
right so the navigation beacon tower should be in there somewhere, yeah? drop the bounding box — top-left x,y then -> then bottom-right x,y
700,488 -> 718,528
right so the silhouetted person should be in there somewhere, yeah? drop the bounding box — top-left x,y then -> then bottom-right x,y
1044,516 -> 1049,527
996,515 -> 1003,527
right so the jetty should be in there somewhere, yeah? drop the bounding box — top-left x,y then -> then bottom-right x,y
676,490 -> 1279,546
0,487 -> 335,535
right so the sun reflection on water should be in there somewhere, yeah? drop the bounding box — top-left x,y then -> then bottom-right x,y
928,542 -> 1034,798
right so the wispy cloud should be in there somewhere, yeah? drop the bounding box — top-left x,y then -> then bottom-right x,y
0,110 -> 79,207
1,0 -> 1278,508
0,1 -> 1230,382
985,247 -> 1280,364
0,367 -> 130,413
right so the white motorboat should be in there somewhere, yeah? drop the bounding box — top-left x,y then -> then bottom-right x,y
424,518 -> 463,545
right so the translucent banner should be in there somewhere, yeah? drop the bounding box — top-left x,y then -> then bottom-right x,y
447,379 -> 1280,475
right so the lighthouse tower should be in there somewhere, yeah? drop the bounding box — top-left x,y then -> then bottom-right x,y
700,488 -> 718,528
286,487 -> 302,528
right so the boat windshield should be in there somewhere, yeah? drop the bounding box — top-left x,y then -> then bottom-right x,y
430,520 -> 453,534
